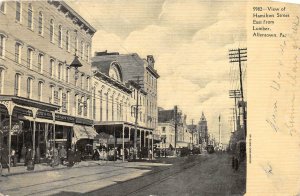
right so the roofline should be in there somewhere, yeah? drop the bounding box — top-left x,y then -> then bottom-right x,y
54,1 -> 97,34
146,66 -> 160,78
93,71 -> 132,94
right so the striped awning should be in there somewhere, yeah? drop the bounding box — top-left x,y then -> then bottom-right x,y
73,124 -> 98,140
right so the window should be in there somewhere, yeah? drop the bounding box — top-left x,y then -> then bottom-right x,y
86,44 -> 90,62
80,41 -> 84,59
50,19 -> 54,42
16,2 -> 21,22
38,53 -> 43,73
58,63 -> 62,80
1,1 -> 6,13
75,36 -> 78,56
86,77 -> 90,91
27,78 -> 32,98
0,69 -> 4,94
58,88 -> 62,111
65,31 -> 70,52
38,81 -> 43,101
75,94 -> 78,115
15,43 -> 21,63
50,59 -> 54,77
100,90 -> 103,121
66,67 -> 69,83
58,25 -> 62,47
14,74 -> 20,96
28,4 -> 33,29
50,85 -> 54,103
38,11 -> 43,35
66,91 -> 70,114
0,35 -> 5,58
27,48 -> 33,68
80,74 -> 84,88
86,98 -> 90,118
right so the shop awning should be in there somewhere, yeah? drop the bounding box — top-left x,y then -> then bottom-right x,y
73,125 -> 98,140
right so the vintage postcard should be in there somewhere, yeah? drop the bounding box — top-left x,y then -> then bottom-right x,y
0,0 -> 298,195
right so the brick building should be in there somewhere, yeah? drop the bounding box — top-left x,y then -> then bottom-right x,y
0,1 -> 96,166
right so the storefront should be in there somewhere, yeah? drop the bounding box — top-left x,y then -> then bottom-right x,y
0,96 -> 97,170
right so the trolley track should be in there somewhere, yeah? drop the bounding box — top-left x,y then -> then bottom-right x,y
3,155 -> 210,196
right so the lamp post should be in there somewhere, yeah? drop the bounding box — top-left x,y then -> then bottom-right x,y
69,56 -> 83,80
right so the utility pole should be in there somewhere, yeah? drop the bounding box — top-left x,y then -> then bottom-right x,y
229,90 -> 241,131
133,76 -> 142,153
229,48 -> 247,137
219,115 -> 221,147
191,119 -> 194,149
174,105 -> 178,155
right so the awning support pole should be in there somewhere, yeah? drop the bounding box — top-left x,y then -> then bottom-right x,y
32,109 -> 37,161
7,102 -> 15,173
122,126 -> 125,162
139,129 -> 142,149
152,132 -> 154,160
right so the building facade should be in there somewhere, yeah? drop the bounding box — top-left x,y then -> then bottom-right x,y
158,108 -> 195,149
91,51 -> 159,152
0,1 -> 96,165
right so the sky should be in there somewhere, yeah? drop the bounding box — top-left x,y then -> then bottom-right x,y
67,0 -> 247,144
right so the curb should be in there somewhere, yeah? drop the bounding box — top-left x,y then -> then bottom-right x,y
1,161 -> 126,177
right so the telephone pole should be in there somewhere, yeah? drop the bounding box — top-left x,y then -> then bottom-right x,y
218,115 -> 221,147
132,76 -> 143,152
174,105 -> 178,155
229,48 -> 247,137
191,119 -> 194,148
229,90 -> 241,132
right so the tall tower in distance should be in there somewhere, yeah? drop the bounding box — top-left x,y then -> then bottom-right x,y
198,112 -> 208,144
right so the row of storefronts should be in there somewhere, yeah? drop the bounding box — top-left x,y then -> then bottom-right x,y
0,1 -> 160,171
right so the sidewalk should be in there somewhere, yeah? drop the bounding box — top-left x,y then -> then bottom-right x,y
1,159 -> 125,177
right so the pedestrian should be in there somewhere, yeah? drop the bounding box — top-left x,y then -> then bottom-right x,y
148,149 -> 152,160
59,146 -> 67,164
25,147 -> 33,166
67,148 -> 75,167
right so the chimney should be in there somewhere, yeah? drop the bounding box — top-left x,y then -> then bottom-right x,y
147,55 -> 155,67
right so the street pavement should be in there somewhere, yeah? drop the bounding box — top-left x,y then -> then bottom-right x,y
0,153 -> 246,196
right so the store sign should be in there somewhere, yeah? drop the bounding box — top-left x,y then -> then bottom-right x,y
36,110 -> 75,123
75,117 -> 93,125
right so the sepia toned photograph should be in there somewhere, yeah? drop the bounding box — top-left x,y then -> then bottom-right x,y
6,0 -> 300,195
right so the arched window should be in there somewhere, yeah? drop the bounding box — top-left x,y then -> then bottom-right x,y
58,25 -> 62,47
50,19 -> 54,42
38,53 -> 43,73
66,67 -> 70,83
27,77 -> 33,98
38,81 -> 43,101
28,3 -> 33,29
15,42 -> 22,63
58,63 -> 62,80
50,59 -> 54,77
80,41 -> 84,59
14,73 -> 21,96
1,2 -> 6,13
66,91 -> 70,114
86,44 -> 89,61
66,30 -> 70,51
38,11 -> 43,35
27,48 -> 33,69
0,68 -> 4,94
0,34 -> 6,58
16,2 -> 21,22
86,98 -> 90,118
80,74 -> 84,88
